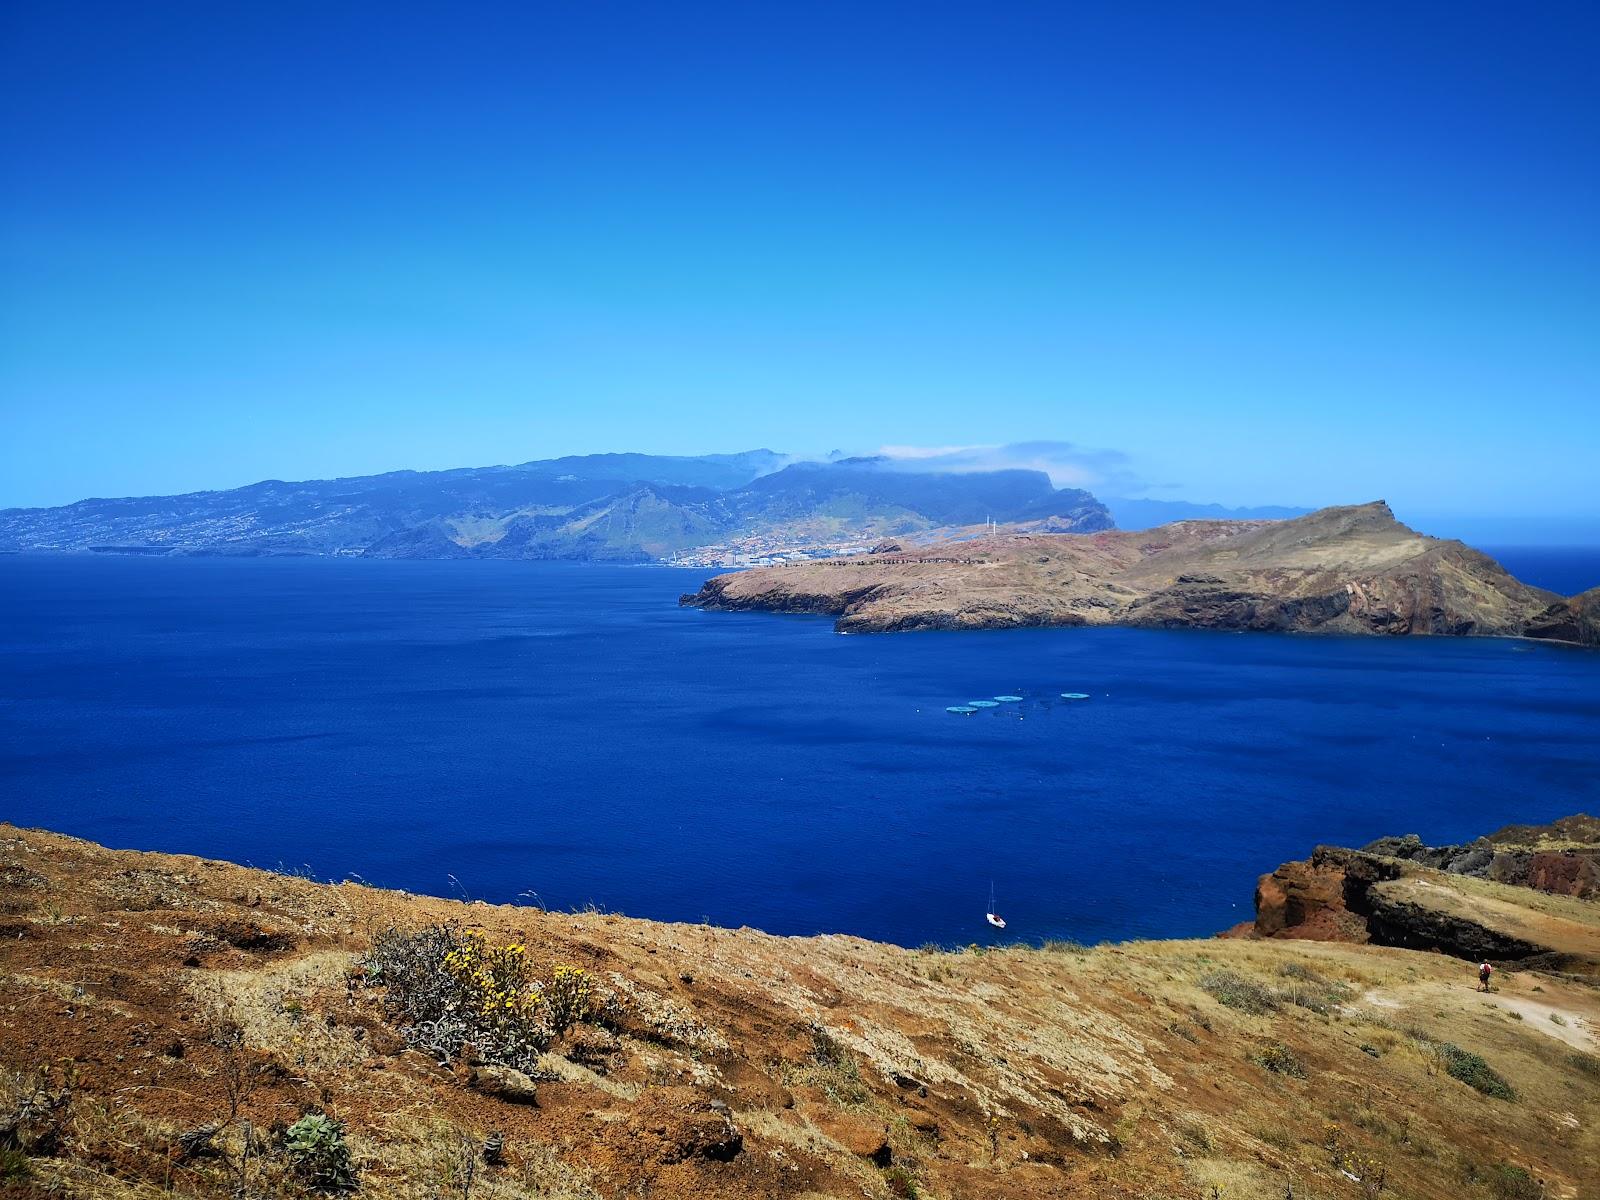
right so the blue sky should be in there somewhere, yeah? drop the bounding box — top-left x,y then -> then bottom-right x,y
2,1 -> 1596,536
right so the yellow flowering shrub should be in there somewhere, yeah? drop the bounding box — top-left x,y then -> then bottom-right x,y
364,923 -> 606,1071
544,964 -> 594,1035
441,933 -> 544,1039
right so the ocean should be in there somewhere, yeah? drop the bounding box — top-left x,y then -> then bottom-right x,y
2,552 -> 1597,946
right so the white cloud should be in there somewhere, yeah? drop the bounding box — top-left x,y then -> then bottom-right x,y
872,441 -> 1145,494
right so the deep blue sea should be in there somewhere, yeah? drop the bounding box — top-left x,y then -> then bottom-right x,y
2,552 -> 1597,946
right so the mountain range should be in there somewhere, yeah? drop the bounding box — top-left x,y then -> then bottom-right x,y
0,450 -> 1114,562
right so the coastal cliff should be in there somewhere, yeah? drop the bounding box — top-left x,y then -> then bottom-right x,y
2,823 -> 1597,1199
1524,586 -> 1600,648
1238,816 -> 1600,974
682,502 -> 1586,641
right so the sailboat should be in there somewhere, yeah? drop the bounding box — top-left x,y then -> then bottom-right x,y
986,882 -> 1006,929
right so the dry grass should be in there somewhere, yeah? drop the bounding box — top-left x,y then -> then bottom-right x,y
357,1118 -> 603,1200
2,824 -> 1597,1200
190,951 -> 369,1076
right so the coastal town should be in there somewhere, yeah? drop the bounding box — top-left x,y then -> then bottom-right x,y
663,531 -> 887,569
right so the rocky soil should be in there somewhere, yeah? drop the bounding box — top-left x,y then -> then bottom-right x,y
2,824 -> 1597,1199
682,502 -> 1590,641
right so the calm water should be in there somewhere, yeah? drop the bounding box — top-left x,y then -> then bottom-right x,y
1481,545 -> 1600,598
2,553 -> 1597,946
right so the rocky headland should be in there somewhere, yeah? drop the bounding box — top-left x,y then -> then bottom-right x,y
682,501 -> 1597,642
1237,815 -> 1600,975
1524,586 -> 1600,648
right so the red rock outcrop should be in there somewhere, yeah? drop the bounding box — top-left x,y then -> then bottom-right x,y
1521,851 -> 1600,898
1248,852 -> 1370,943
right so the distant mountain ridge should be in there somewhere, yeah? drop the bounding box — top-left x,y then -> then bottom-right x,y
0,450 -> 1114,562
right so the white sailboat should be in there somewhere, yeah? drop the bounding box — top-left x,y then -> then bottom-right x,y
986,881 -> 1006,929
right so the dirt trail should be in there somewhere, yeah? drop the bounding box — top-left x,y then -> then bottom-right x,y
1486,994 -> 1598,1051
1361,976 -> 1600,1053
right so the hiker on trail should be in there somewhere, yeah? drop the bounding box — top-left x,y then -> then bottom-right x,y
1478,960 -> 1493,992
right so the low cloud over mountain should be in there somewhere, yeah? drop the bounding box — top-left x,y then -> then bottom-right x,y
875,441 -> 1145,495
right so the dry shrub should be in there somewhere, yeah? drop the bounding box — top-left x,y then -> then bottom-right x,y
1251,1042 -> 1306,1078
0,1064 -> 76,1157
797,1022 -> 869,1106
1277,961 -> 1353,1013
1199,970 -> 1279,1015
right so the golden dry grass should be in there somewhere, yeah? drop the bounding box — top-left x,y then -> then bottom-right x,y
0,823 -> 1595,1199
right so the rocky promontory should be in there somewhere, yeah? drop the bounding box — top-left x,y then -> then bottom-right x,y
1524,585 -> 1600,647
682,501 -> 1589,641
1238,815 -> 1600,974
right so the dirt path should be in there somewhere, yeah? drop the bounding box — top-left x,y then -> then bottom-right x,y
1362,979 -> 1599,1052
1485,993 -> 1598,1051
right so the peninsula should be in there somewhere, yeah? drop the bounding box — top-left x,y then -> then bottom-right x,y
683,501 -> 1600,644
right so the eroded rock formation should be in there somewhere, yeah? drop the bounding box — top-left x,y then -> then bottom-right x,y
1237,816 -> 1600,971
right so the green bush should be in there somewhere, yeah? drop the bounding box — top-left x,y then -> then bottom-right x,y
544,964 -> 595,1037
0,1149 -> 29,1181
283,1113 -> 357,1191
1199,970 -> 1280,1015
1437,1043 -> 1515,1100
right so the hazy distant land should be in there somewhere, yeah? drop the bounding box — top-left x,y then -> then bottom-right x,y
0,450 -> 1112,565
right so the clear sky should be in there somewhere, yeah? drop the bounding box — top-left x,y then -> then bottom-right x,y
2,1 -> 1596,535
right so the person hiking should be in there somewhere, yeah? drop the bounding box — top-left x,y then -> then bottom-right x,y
1478,960 -> 1492,992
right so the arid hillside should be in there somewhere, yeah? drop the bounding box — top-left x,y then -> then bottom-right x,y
681,502 -> 1586,639
1,825 -> 1596,1200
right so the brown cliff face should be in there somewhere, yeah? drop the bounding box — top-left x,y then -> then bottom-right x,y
682,502 -> 1576,639
1238,817 -> 1600,973
1249,853 -> 1371,943
1524,586 -> 1600,647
